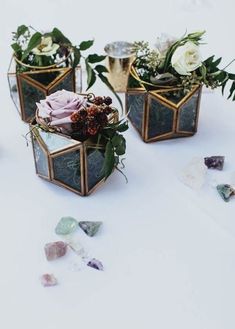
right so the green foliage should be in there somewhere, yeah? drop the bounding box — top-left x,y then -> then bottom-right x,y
11,25 -> 124,111
79,40 -> 94,50
51,27 -> 72,45
22,32 -> 42,60
203,56 -> 235,100
87,54 -> 106,63
100,119 -> 128,180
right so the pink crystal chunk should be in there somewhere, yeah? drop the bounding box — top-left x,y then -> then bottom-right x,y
44,241 -> 67,261
41,273 -> 58,287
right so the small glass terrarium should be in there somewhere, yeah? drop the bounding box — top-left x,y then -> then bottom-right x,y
126,66 -> 202,142
31,127 -> 108,196
30,91 -> 128,196
126,31 -> 235,142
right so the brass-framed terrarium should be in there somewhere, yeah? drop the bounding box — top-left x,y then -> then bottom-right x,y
126,31 -> 235,142
29,90 -> 128,196
8,55 -> 82,123
31,126 -> 108,196
126,67 -> 202,142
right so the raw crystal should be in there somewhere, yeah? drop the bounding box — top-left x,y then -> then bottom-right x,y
87,258 -> 104,271
41,273 -> 58,287
55,216 -> 78,235
216,184 -> 235,202
78,221 -> 102,237
64,235 -> 86,257
180,157 -> 207,190
204,156 -> 225,170
44,241 -> 67,261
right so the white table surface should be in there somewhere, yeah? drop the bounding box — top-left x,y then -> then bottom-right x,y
1,1 -> 235,328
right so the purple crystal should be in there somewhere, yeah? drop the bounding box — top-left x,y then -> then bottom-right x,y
41,273 -> 58,287
204,156 -> 225,170
87,258 -> 104,271
44,241 -> 67,261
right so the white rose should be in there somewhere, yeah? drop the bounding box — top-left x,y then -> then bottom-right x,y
171,41 -> 202,75
32,36 -> 60,56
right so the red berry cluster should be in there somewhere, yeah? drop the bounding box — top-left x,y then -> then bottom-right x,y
70,96 -> 113,139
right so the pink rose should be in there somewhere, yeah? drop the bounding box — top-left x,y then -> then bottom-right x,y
36,90 -> 87,133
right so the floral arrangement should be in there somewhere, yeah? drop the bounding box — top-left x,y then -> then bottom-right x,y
131,31 -> 235,99
36,90 -> 128,179
11,25 -> 122,107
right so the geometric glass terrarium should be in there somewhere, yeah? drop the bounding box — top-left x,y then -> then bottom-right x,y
30,125 -> 108,196
126,67 -> 202,143
8,56 -> 82,123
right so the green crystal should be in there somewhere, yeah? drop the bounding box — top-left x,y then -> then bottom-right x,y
216,184 -> 235,202
78,221 -> 102,237
55,217 -> 78,235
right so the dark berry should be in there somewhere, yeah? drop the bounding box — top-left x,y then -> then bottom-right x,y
104,96 -> 112,105
93,96 -> 104,105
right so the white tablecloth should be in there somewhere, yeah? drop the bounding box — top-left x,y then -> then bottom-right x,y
0,1 -> 235,328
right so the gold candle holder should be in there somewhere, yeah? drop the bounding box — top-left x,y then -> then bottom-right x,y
104,41 -> 135,92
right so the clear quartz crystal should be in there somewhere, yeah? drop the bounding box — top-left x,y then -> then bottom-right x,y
180,157 -> 207,190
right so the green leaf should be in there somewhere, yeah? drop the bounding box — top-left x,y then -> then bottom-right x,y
199,64 -> 207,79
11,42 -> 21,54
79,40 -> 94,51
87,54 -> 106,63
116,121 -> 129,132
228,81 -> 235,99
213,57 -> 222,67
204,55 -> 215,66
85,59 -> 96,90
228,73 -> 235,80
17,25 -> 28,37
22,32 -> 42,60
72,47 -> 81,68
111,134 -> 122,147
94,64 -> 109,74
98,72 -> 123,112
103,141 -> 115,180
114,135 -> 126,156
52,28 -> 71,45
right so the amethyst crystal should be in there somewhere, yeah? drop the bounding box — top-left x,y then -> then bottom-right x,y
87,258 -> 104,271
44,241 -> 67,261
216,184 -> 235,202
41,273 -> 58,287
204,156 -> 225,170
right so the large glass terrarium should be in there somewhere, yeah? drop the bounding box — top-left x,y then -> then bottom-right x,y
126,67 -> 202,143
7,55 -> 82,123
30,109 -> 119,196
31,126 -> 107,196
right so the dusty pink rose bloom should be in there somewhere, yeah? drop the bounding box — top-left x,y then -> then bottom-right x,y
36,89 -> 87,133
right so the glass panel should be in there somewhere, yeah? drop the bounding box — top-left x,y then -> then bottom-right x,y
49,69 -> 74,94
8,74 -> 20,112
52,149 -> 82,193
148,97 -> 174,139
127,93 -> 145,133
178,90 -> 200,132
157,91 -> 185,105
38,129 -> 79,153
86,148 -> 105,191
20,77 -> 46,122
26,71 -> 61,87
75,66 -> 82,93
32,136 -> 49,178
